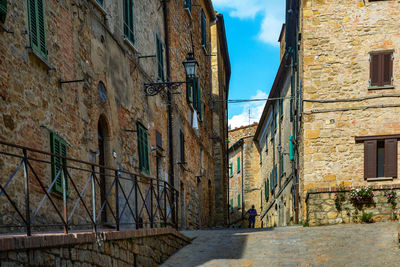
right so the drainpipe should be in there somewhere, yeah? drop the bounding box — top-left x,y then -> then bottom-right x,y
162,0 -> 175,225
241,142 -> 244,220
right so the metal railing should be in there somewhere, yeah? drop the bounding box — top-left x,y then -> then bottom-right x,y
0,140 -> 178,236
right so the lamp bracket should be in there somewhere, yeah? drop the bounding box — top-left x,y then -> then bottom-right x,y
144,81 -> 185,96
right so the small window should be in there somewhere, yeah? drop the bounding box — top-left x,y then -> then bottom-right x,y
265,179 -> 269,199
179,130 -> 185,163
229,162 -> 233,177
370,51 -> 393,87
50,133 -> 68,194
237,156 -> 240,173
0,0 -> 7,23
123,0 -> 134,45
156,35 -> 164,81
201,10 -> 207,47
186,77 -> 194,103
184,0 -> 192,14
356,136 -> 398,179
237,194 -> 241,208
280,153 -> 284,177
137,123 -> 149,174
28,0 -> 48,59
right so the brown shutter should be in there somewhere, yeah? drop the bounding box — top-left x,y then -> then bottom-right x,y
382,53 -> 393,86
385,139 -> 398,178
370,54 -> 380,87
364,140 -> 377,179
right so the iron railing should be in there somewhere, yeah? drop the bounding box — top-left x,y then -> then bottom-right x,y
0,140 -> 178,236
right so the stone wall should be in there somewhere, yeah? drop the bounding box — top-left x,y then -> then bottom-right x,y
0,228 -> 189,266
300,0 -> 400,223
306,185 -> 400,226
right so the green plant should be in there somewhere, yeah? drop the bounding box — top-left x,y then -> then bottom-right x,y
345,207 -> 351,216
384,187 -> 397,210
334,192 -> 345,211
129,237 -> 136,244
302,221 -> 309,227
361,211 -> 373,223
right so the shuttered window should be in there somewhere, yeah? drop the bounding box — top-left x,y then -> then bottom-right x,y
156,35 -> 164,81
370,52 -> 393,87
123,0 -> 134,45
229,163 -> 233,177
230,199 -> 233,210
237,157 -> 240,173
360,137 -> 398,179
265,179 -> 269,199
50,133 -> 68,194
28,0 -> 48,59
0,0 -> 7,23
96,0 -> 103,6
279,98 -> 283,117
237,194 -> 241,208
186,77 -> 194,103
280,153 -> 284,178
198,87 -> 203,121
179,130 -> 185,163
137,123 -> 149,174
201,10 -> 207,47
184,0 -> 192,13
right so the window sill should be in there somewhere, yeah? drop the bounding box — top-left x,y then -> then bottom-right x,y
368,85 -> 394,90
367,177 -> 394,182
184,8 -> 193,20
27,47 -> 55,71
88,0 -> 107,16
123,38 -> 138,53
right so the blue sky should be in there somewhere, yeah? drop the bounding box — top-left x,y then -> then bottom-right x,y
212,0 -> 285,129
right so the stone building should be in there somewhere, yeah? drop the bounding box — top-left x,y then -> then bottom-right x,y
211,13 -> 231,227
228,124 -> 260,226
0,0 -> 228,231
298,0 -> 400,226
254,23 -> 299,227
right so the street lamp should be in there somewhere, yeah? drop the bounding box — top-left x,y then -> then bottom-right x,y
144,52 -> 198,96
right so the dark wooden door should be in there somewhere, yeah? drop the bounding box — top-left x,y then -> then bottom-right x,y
98,125 -> 107,223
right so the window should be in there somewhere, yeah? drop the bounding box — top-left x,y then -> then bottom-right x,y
184,0 -> 192,14
28,0 -> 48,59
179,130 -> 185,163
237,194 -> 241,208
280,153 -> 284,177
229,162 -> 233,177
370,51 -> 393,87
123,0 -> 134,45
0,0 -> 7,23
50,132 -> 68,194
237,156 -> 240,173
356,135 -> 398,179
230,198 -> 233,211
201,10 -> 207,47
137,123 -> 149,174
265,179 -> 269,199
156,35 -> 164,81
186,77 -> 194,103
187,77 -> 203,119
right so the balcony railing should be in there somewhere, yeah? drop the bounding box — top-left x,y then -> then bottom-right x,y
0,140 -> 178,236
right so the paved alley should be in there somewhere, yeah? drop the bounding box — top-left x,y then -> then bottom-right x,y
161,222 -> 400,267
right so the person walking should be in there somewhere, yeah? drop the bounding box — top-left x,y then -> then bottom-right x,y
246,205 -> 257,228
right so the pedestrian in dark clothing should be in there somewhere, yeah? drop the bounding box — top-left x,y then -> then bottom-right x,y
246,205 -> 257,228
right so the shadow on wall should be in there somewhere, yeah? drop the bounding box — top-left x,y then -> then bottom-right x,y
163,228 -> 275,267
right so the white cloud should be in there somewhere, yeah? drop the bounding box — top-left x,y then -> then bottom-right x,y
213,0 -> 285,46
229,90 -> 267,129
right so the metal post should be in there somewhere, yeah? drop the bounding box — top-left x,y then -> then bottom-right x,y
62,158 -> 68,234
115,170 -> 120,231
164,181 -> 167,226
134,175 -> 139,229
150,179 -> 154,228
91,165 -> 96,233
23,149 -> 31,236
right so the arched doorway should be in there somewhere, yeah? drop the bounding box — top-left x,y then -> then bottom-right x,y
98,115 -> 110,223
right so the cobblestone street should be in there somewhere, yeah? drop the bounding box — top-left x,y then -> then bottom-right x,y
161,222 -> 400,267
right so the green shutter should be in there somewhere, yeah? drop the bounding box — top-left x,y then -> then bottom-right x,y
237,194 -> 241,208
51,133 -> 68,194
229,163 -> 233,177
28,0 -> 47,59
193,78 -> 199,111
199,87 -> 203,121
237,157 -> 240,173
156,35 -> 164,81
123,0 -> 134,44
201,10 -> 206,46
0,0 -> 7,23
280,153 -> 284,177
137,123 -> 149,174
96,0 -> 103,7
265,179 -> 269,199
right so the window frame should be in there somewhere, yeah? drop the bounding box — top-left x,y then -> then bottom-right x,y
229,162 -> 233,177
179,130 -> 185,163
369,51 -> 394,88
27,0 -> 48,60
237,156 -> 240,173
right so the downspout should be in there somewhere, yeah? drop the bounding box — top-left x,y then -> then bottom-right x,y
162,0 -> 175,224
241,143 -> 244,220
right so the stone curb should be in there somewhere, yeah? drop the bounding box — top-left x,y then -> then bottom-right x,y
0,228 -> 190,252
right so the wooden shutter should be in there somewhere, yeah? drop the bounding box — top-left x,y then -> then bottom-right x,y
364,140 -> 377,179
201,10 -> 206,46
229,163 -> 233,177
51,133 -> 67,194
184,0 -> 192,13
137,123 -> 149,173
28,0 -> 39,52
0,0 -> 7,23
193,78 -> 199,111
123,0 -> 134,43
237,157 -> 240,173
156,36 -> 164,81
382,53 -> 393,86
186,77 -> 193,103
37,0 -> 47,58
385,139 -> 398,178
199,87 -> 203,121
370,54 -> 380,87
238,194 -> 240,208
279,98 -> 283,117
